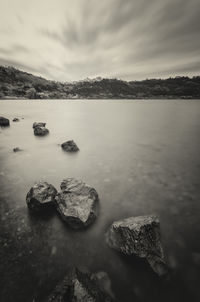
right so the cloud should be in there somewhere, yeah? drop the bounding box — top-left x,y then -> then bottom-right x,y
0,0 -> 199,81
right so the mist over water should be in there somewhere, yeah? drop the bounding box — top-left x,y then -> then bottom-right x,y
0,99 -> 200,302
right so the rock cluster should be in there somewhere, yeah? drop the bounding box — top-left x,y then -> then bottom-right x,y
0,116 -> 10,126
26,178 -> 99,229
61,140 -> 79,152
22,119 -> 169,301
45,267 -> 114,302
33,122 -> 49,136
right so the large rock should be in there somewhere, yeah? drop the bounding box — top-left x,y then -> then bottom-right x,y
34,126 -> 49,136
0,116 -> 10,126
61,140 -> 79,152
106,215 -> 168,276
33,122 -> 46,128
26,182 -> 57,211
55,178 -> 99,228
45,267 -> 114,302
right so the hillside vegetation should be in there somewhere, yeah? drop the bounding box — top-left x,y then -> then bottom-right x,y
0,65 -> 200,99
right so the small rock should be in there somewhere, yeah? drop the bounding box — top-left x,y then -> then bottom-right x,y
106,215 -> 168,276
33,122 -> 46,128
61,140 -> 79,152
26,181 -> 57,211
13,147 -> 22,152
45,267 -> 114,302
34,126 -> 49,136
13,118 -> 20,122
55,178 -> 99,229
0,116 -> 10,127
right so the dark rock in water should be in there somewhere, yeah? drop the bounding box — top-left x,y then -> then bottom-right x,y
13,147 -> 22,152
34,126 -> 49,136
33,122 -> 46,128
0,116 -> 10,126
55,178 -> 99,229
45,267 -> 114,302
106,215 -> 168,276
26,181 -> 57,211
61,140 -> 79,152
13,118 -> 19,122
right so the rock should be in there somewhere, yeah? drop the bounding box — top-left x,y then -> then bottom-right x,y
26,182 -> 57,211
13,147 -> 22,152
55,178 -> 99,228
106,215 -> 168,276
61,140 -> 79,152
34,126 -> 49,136
45,267 -> 114,302
33,122 -> 46,128
13,118 -> 19,122
0,116 -> 10,127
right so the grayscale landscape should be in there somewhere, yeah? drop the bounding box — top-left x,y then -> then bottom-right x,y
0,1 -> 200,302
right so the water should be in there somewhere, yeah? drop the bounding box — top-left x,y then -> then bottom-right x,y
0,99 -> 200,302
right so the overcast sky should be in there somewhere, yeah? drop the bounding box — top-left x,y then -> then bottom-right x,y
0,0 -> 200,81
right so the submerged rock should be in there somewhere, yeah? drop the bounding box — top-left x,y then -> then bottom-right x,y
33,122 -> 46,128
26,182 -> 57,211
0,116 -> 10,126
106,215 -> 168,276
61,140 -> 79,152
34,126 -> 49,136
55,178 -> 99,228
91,271 -> 115,299
13,118 -> 19,122
13,147 -> 22,152
45,267 -> 114,302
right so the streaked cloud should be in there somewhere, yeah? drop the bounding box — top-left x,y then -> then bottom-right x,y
0,0 -> 199,81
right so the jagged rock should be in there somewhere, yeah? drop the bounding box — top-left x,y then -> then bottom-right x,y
34,126 -> 49,136
13,147 -> 22,152
61,140 -> 79,152
26,182 -> 57,211
13,118 -> 19,122
45,267 -> 114,302
0,116 -> 10,126
33,122 -> 46,128
106,215 -> 168,276
55,178 -> 99,229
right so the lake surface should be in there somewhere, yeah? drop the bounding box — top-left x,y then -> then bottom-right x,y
0,99 -> 200,302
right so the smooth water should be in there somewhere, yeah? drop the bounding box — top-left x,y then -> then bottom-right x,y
0,100 -> 200,302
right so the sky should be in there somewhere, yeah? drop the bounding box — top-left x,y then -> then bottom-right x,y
0,0 -> 200,82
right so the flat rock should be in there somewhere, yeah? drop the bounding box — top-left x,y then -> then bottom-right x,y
45,267 -> 114,302
0,116 -> 10,126
34,126 -> 49,136
13,118 -> 19,122
26,181 -> 57,211
33,122 -> 46,128
55,178 -> 99,228
106,215 -> 168,276
61,140 -> 79,152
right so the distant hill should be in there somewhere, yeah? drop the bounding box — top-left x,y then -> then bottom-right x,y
0,65 -> 200,99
